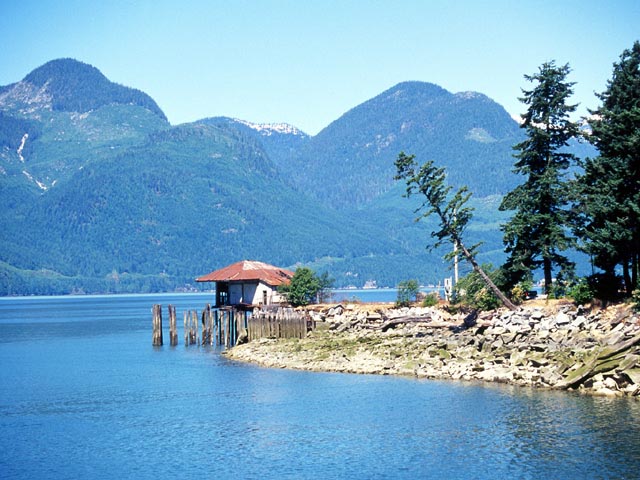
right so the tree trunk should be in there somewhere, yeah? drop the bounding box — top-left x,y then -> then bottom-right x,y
631,252 -> 638,293
543,256 -> 553,295
459,242 -> 517,310
623,258 -> 632,296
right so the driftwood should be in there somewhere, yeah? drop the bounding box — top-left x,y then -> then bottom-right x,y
380,316 -> 437,332
379,310 -> 479,333
555,332 -> 640,390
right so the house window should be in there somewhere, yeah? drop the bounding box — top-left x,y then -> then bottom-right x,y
263,290 -> 268,305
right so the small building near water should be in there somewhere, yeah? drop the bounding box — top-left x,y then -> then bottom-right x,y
196,260 -> 294,307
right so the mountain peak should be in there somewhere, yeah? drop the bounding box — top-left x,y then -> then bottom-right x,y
23,58 -> 107,88
385,81 -> 451,96
1,58 -> 166,120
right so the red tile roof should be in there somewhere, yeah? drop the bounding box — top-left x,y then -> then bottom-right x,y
196,260 -> 293,286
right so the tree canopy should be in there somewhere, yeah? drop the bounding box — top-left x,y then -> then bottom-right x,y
573,41 -> 640,296
500,61 -> 579,294
279,267 -> 321,307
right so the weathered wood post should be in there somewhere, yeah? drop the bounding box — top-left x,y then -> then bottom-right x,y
184,311 -> 189,346
208,305 -> 214,346
223,310 -> 229,348
190,310 -> 198,345
201,307 -> 208,346
169,304 -> 178,346
152,304 -> 163,346
214,309 -> 220,345
201,304 -> 213,346
231,309 -> 236,347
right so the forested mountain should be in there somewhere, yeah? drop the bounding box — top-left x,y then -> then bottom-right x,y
198,116 -> 310,189
278,82 -> 524,208
5,58 -> 166,120
0,58 -> 575,295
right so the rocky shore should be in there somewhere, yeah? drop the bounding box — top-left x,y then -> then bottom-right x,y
224,301 -> 640,397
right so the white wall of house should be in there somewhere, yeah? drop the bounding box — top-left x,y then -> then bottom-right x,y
227,281 -> 285,305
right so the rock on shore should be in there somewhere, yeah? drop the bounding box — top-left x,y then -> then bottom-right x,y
223,301 -> 640,397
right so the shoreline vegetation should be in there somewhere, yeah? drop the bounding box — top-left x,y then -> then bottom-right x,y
224,300 -> 640,398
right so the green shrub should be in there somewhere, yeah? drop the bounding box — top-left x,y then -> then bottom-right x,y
396,279 -> 420,307
632,289 -> 640,312
569,278 -> 593,306
474,287 -> 501,311
454,264 -> 502,311
422,292 -> 439,307
510,280 -> 533,304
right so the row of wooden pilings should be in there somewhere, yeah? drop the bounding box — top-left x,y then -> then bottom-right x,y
246,308 -> 311,342
152,304 -> 314,348
152,303 -> 247,348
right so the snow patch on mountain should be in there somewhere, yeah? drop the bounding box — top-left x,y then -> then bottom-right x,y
17,133 -> 28,162
21,169 -> 48,191
233,118 -> 307,137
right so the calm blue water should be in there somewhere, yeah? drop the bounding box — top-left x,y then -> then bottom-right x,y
1,294 -> 639,479
331,288 -> 442,303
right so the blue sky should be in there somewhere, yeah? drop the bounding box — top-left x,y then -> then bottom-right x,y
1,0 -> 638,134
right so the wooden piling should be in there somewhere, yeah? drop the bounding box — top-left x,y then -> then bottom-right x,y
191,310 -> 199,345
184,311 -> 189,346
201,304 -> 213,346
206,304 -> 214,346
152,304 -> 163,346
168,304 -> 178,346
154,302 -> 312,348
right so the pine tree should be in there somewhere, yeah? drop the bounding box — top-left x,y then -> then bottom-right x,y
574,41 -> 640,295
500,61 -> 579,294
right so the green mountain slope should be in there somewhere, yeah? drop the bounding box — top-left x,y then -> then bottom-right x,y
282,81 -> 524,208
0,62 -> 403,294
2,59 -> 591,295
20,58 -> 166,120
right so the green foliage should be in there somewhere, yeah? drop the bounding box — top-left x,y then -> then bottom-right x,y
455,264 -> 502,311
279,267 -> 321,307
0,112 -> 41,149
422,292 -> 439,307
316,271 -> 335,303
574,41 -> 640,296
500,61 -> 578,293
631,290 -> 640,312
510,279 -> 533,305
0,114 -> 400,294
568,278 -> 594,306
394,152 -> 477,256
396,279 -> 420,307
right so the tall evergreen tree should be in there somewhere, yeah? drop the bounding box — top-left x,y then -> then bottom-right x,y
500,61 -> 579,294
574,41 -> 640,295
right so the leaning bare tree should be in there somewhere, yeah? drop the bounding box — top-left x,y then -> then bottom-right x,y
394,152 -> 517,310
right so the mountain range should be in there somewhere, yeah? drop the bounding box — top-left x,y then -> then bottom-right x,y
0,58 -> 587,295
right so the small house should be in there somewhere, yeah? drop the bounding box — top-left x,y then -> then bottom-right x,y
196,260 -> 293,307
